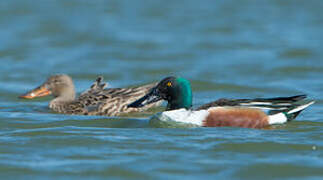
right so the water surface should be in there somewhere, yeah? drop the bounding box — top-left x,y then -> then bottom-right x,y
0,0 -> 322,179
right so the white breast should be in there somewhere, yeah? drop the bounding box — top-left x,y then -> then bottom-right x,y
151,108 -> 209,127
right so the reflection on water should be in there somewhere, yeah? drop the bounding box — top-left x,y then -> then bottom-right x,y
0,0 -> 323,179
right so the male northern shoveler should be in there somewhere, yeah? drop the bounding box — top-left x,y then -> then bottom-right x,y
128,76 -> 315,128
20,74 -> 162,116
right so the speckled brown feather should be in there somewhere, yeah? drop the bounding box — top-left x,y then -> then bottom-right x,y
88,83 -> 162,116
44,76 -> 161,116
203,107 -> 269,128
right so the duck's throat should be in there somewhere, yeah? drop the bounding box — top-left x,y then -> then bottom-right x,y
49,96 -> 75,112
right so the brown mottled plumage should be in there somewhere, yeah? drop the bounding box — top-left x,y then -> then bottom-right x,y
20,74 -> 162,116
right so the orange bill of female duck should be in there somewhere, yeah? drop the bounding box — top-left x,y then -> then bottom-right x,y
20,86 -> 52,99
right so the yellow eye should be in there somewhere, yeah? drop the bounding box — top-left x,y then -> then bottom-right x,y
167,82 -> 172,87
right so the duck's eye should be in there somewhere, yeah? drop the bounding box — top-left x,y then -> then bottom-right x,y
166,82 -> 172,87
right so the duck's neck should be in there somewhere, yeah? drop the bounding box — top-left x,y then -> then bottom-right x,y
49,88 -> 76,110
166,78 -> 193,111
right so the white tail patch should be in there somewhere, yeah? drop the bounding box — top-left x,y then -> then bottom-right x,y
288,101 -> 315,114
268,113 -> 287,125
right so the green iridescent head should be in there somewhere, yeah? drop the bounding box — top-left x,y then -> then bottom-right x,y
128,76 -> 193,110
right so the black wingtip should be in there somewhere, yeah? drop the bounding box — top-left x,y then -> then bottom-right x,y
291,94 -> 307,101
127,100 -> 144,108
257,94 -> 308,102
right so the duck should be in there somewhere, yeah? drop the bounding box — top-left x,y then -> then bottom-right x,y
128,76 -> 315,128
20,74 -> 162,116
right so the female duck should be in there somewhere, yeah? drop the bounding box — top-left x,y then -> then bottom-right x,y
20,74 -> 162,116
128,76 -> 314,128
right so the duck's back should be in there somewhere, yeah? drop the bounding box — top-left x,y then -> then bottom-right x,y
76,78 -> 161,116
92,83 -> 162,116
53,77 -> 162,116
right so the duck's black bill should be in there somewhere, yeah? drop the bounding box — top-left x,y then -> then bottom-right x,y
128,88 -> 162,108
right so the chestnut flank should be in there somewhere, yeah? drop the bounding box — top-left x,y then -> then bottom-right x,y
203,107 -> 269,128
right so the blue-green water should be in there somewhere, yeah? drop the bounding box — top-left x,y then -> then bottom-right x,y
0,0 -> 323,179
